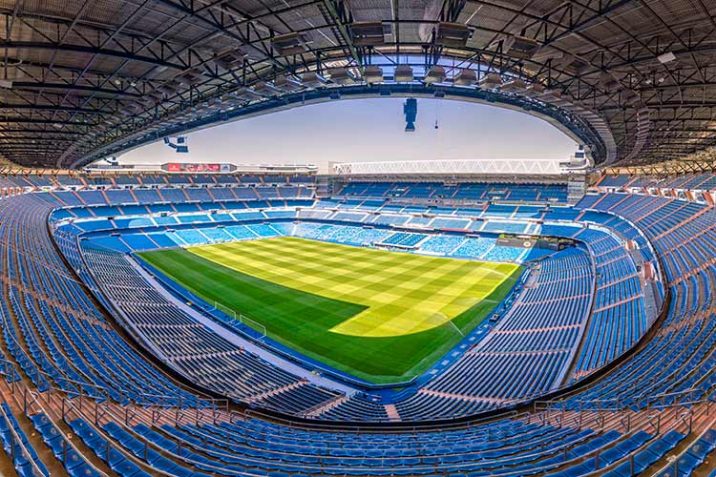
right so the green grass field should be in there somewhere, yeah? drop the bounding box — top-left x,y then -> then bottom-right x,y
138,237 -> 522,384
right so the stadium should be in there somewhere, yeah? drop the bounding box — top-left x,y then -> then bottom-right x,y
0,0 -> 715,476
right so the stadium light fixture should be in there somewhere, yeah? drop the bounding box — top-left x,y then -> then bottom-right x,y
436,22 -> 471,48
271,33 -> 310,56
394,65 -> 414,82
505,35 -> 540,60
350,21 -> 391,46
363,66 -> 384,84
524,82 -> 545,97
300,71 -> 328,88
328,67 -> 356,85
500,78 -> 527,93
231,87 -> 262,101
423,66 -> 446,84
657,51 -> 676,64
453,69 -> 477,86
274,75 -> 303,92
214,51 -> 246,71
479,72 -> 502,89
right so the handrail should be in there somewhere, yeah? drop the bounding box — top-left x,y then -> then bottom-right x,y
652,407 -> 716,476
23,382 -> 715,477
13,387 -> 110,476
0,399 -> 49,477
9,361 -> 702,477
48,391 -> 650,475
5,375 -> 241,477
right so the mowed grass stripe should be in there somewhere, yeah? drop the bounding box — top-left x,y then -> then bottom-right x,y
197,240 -> 413,292
139,237 -> 522,384
203,237 -> 433,288
191,237 -> 515,335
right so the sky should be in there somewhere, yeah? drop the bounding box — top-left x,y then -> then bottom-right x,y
118,98 -> 579,173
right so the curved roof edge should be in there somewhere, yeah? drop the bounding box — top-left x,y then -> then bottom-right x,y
72,84 -> 607,170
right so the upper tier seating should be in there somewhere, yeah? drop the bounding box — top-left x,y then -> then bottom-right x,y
0,173 -> 317,190
336,181 -> 569,202
597,172 -> 716,192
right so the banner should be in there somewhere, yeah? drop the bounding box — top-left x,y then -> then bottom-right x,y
162,163 -> 235,173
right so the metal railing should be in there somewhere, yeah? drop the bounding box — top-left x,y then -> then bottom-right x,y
0,399 -> 49,477
8,373 -> 689,477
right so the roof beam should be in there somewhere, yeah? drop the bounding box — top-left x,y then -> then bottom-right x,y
0,118 -> 94,126
0,128 -> 83,135
321,0 -> 362,69
0,103 -> 111,114
0,41 -> 186,70
9,82 -> 144,98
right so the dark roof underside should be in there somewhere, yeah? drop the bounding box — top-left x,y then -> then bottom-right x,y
0,0 -> 715,169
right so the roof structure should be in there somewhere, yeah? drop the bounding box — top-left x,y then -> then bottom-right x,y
0,0 -> 715,171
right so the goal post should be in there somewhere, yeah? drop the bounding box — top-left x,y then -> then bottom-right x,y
238,313 -> 268,340
212,301 -> 267,340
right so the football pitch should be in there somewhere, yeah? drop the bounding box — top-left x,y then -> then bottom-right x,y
138,236 -> 522,384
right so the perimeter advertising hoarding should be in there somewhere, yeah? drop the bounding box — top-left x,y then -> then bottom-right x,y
496,234 -> 564,250
162,163 -> 235,173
